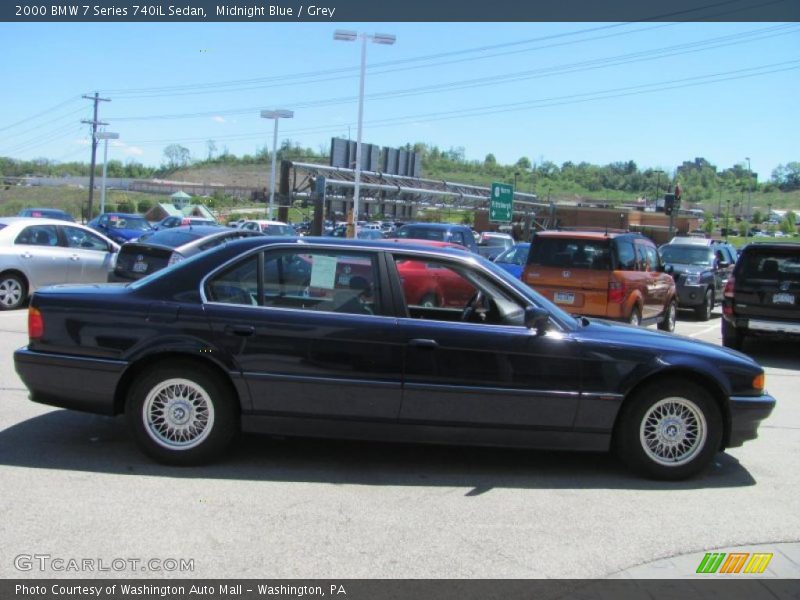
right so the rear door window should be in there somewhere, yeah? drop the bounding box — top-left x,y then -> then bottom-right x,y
739,252 -> 800,283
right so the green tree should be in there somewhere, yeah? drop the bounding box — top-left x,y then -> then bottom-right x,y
163,144 -> 191,169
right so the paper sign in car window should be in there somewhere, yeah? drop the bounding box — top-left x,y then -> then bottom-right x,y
310,255 -> 337,289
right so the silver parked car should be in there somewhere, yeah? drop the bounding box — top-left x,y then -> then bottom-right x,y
0,217 -> 119,310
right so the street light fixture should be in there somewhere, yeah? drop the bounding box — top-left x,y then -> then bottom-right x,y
334,29 -> 396,237
260,109 -> 294,220
96,131 -> 119,215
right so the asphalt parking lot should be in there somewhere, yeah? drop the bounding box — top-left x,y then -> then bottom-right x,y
0,307 -> 798,579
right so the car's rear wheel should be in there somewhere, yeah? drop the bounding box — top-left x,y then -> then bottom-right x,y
628,306 -> 641,327
721,318 -> 745,351
695,288 -> 713,321
657,300 -> 677,332
615,381 -> 722,480
0,273 -> 27,311
126,362 -> 238,465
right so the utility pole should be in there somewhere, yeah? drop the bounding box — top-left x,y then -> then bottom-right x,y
82,92 -> 110,222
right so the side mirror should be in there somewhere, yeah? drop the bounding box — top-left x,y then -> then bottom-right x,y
717,260 -> 730,269
659,264 -> 674,275
524,306 -> 550,335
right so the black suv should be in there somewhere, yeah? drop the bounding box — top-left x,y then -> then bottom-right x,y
658,238 -> 737,320
722,243 -> 800,350
394,223 -> 478,253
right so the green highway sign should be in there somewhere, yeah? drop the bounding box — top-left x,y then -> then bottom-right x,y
490,182 -> 514,223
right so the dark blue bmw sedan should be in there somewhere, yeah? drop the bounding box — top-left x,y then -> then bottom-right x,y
14,237 -> 775,480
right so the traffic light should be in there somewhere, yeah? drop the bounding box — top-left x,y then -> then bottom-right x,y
664,193 -> 676,216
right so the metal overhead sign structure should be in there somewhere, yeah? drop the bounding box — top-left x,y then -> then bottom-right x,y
490,182 -> 514,223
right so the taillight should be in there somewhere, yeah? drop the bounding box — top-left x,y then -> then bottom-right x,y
722,275 -> 735,317
28,307 -> 44,340
724,275 -> 735,298
168,252 -> 185,266
608,280 -> 626,304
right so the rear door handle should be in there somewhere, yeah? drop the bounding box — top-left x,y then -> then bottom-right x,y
408,338 -> 438,349
225,325 -> 255,337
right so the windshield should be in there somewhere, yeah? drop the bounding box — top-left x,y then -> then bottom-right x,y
496,244 -> 530,265
660,245 -> 713,266
110,216 -> 152,231
476,254 -> 577,330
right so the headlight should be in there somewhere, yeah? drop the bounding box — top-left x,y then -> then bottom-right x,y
684,273 -> 702,285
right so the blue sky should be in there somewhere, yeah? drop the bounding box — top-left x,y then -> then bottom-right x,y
1,21 -> 798,180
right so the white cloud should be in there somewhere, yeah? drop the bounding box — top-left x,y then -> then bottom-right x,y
122,146 -> 144,157
75,138 -> 91,146
212,116 -> 226,123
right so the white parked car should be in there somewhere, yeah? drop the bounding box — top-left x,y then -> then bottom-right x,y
239,220 -> 297,236
0,217 -> 119,310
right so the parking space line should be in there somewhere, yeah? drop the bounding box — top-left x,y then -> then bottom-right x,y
689,323 -> 720,338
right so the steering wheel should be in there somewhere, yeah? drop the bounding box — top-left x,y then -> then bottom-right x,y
461,291 -> 485,322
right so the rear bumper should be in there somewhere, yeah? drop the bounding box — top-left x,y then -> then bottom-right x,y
14,347 -> 126,415
727,393 -> 776,448
724,314 -> 800,338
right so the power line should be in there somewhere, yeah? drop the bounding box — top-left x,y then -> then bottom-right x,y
120,59 -> 799,147
107,23 -> 797,122
0,96 -> 82,133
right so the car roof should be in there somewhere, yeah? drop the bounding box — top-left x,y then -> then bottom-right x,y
383,238 -> 466,249
245,219 -> 290,225
0,216 -> 80,226
19,207 -> 71,214
398,222 -> 467,230
534,229 -> 632,240
102,212 -> 145,218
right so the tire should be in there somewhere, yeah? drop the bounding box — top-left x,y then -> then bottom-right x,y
125,361 -> 239,465
614,380 -> 722,480
658,300 -> 677,332
721,318 -> 745,351
628,306 -> 641,327
0,273 -> 27,311
419,293 -> 439,308
695,288 -> 713,321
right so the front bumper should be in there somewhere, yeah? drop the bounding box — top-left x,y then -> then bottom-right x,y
675,283 -> 708,307
14,347 -> 126,415
727,393 -> 776,447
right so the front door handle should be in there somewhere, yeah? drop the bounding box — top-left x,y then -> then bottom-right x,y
225,324 -> 255,337
408,338 -> 438,349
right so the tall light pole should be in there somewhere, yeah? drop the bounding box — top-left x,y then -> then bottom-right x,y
96,131 -> 119,215
260,109 -> 294,220
334,29 -> 396,238
653,169 -> 664,210
745,157 -> 752,219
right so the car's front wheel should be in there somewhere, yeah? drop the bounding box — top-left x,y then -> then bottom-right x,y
695,288 -> 713,321
615,381 -> 722,480
126,362 -> 238,465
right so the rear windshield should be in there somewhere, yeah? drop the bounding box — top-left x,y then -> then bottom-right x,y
738,250 -> 800,282
263,224 -> 296,236
528,238 -> 611,270
109,216 -> 152,231
135,230 -> 204,248
660,245 -> 713,266
396,226 -> 446,242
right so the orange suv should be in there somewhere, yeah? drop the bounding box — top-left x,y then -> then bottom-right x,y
522,230 -> 677,330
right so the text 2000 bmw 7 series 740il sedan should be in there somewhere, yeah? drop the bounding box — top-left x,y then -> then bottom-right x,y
14,237 -> 775,480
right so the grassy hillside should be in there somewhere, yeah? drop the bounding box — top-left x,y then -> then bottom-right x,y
0,187 -> 167,220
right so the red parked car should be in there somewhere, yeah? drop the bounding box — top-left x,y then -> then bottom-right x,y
388,239 -> 476,308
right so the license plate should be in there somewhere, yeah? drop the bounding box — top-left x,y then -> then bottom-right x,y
554,292 -> 575,305
132,261 -> 148,273
773,293 -> 794,305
